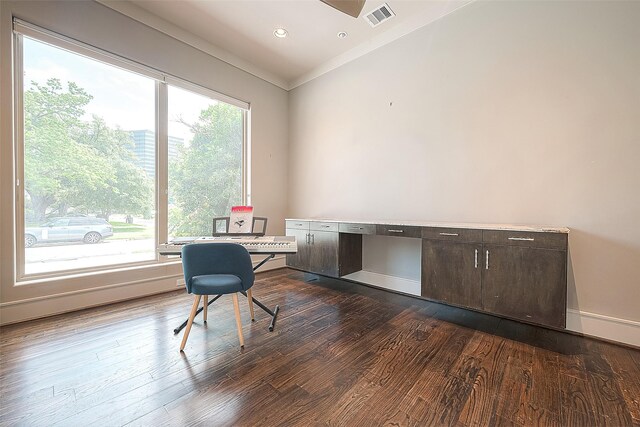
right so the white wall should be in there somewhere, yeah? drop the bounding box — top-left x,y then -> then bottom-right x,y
288,1 -> 640,325
0,1 -> 288,323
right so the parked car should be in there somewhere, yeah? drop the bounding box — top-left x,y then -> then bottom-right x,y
25,217 -> 114,247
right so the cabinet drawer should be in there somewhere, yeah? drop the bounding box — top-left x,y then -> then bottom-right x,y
286,220 -> 309,230
339,223 -> 376,235
422,227 -> 482,243
376,224 -> 421,238
483,230 -> 567,250
310,221 -> 338,232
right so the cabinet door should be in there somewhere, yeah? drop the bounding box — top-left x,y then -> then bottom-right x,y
421,240 -> 482,309
482,245 -> 567,328
309,231 -> 339,277
286,228 -> 310,270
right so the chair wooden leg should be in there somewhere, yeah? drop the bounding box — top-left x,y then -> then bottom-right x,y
180,295 -> 202,352
232,293 -> 244,348
203,295 -> 208,323
246,288 -> 255,321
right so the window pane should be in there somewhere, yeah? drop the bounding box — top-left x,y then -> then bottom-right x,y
168,86 -> 244,238
22,37 -> 156,275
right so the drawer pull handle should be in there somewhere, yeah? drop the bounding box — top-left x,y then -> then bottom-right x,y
321,225 -> 330,228
439,232 -> 459,236
508,237 -> 535,241
474,249 -> 478,269
388,229 -> 404,233
485,250 -> 490,270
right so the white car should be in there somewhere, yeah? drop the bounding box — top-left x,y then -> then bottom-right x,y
25,217 -> 114,247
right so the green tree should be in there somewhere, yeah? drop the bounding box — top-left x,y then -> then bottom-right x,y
169,103 -> 243,236
73,116 -> 153,220
23,78 -> 153,223
24,79 -> 111,222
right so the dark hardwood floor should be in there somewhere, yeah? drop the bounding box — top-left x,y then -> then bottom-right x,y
1,268 -> 639,426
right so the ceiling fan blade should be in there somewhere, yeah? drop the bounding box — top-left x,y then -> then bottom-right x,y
320,0 -> 367,18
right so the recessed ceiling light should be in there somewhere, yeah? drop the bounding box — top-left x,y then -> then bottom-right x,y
274,28 -> 288,38
337,31 -> 348,39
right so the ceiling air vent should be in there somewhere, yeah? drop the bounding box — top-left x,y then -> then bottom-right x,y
364,3 -> 395,27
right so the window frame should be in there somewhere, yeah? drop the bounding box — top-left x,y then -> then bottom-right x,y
12,19 -> 250,282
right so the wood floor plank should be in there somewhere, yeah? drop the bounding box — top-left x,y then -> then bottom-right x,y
582,340 -> 617,377
560,373 -> 597,418
457,334 -> 509,426
560,407 -> 612,427
603,344 -> 640,423
531,347 -> 561,416
0,388 -> 76,426
426,374 -> 473,426
628,347 -> 640,369
586,371 -> 634,426
557,353 -> 588,381
1,268 -> 638,427
122,405 -> 170,427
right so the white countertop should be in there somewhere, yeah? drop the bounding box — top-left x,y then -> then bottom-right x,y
285,218 -> 569,234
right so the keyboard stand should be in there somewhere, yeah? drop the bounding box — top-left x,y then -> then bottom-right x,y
172,254 -> 280,334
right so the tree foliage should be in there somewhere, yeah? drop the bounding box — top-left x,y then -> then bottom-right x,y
74,116 -> 152,219
23,78 -> 241,231
24,78 -> 152,222
169,103 -> 243,236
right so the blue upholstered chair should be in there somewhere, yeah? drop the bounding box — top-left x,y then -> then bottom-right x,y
179,243 -> 255,351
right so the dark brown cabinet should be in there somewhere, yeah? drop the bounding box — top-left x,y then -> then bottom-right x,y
287,219 -> 568,329
285,228 -> 311,270
422,240 -> 483,310
421,228 -> 567,328
307,230 -> 339,277
286,221 -> 339,277
481,244 -> 567,328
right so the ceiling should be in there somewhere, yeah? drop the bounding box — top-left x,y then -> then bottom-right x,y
101,0 -> 473,90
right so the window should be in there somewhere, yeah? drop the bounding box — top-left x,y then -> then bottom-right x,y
168,85 -> 245,238
14,20 -> 249,280
19,36 -> 156,276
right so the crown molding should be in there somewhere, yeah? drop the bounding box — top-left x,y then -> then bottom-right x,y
96,0 -> 290,90
98,0 -> 476,92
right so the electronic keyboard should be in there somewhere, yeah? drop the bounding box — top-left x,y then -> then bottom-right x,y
158,235 -> 297,255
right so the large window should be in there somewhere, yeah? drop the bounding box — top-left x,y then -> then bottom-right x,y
14,21 -> 248,279
168,85 -> 244,239
21,36 -> 156,276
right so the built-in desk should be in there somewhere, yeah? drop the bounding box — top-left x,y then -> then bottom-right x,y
285,219 -> 569,329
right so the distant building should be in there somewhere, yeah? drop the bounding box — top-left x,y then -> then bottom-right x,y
129,130 -> 184,177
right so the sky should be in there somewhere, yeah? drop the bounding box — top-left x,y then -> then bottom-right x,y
23,36 -> 225,143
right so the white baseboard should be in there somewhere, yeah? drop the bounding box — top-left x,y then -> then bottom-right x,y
0,255 -> 286,326
566,308 -> 640,347
253,255 -> 286,272
342,270 -> 421,296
